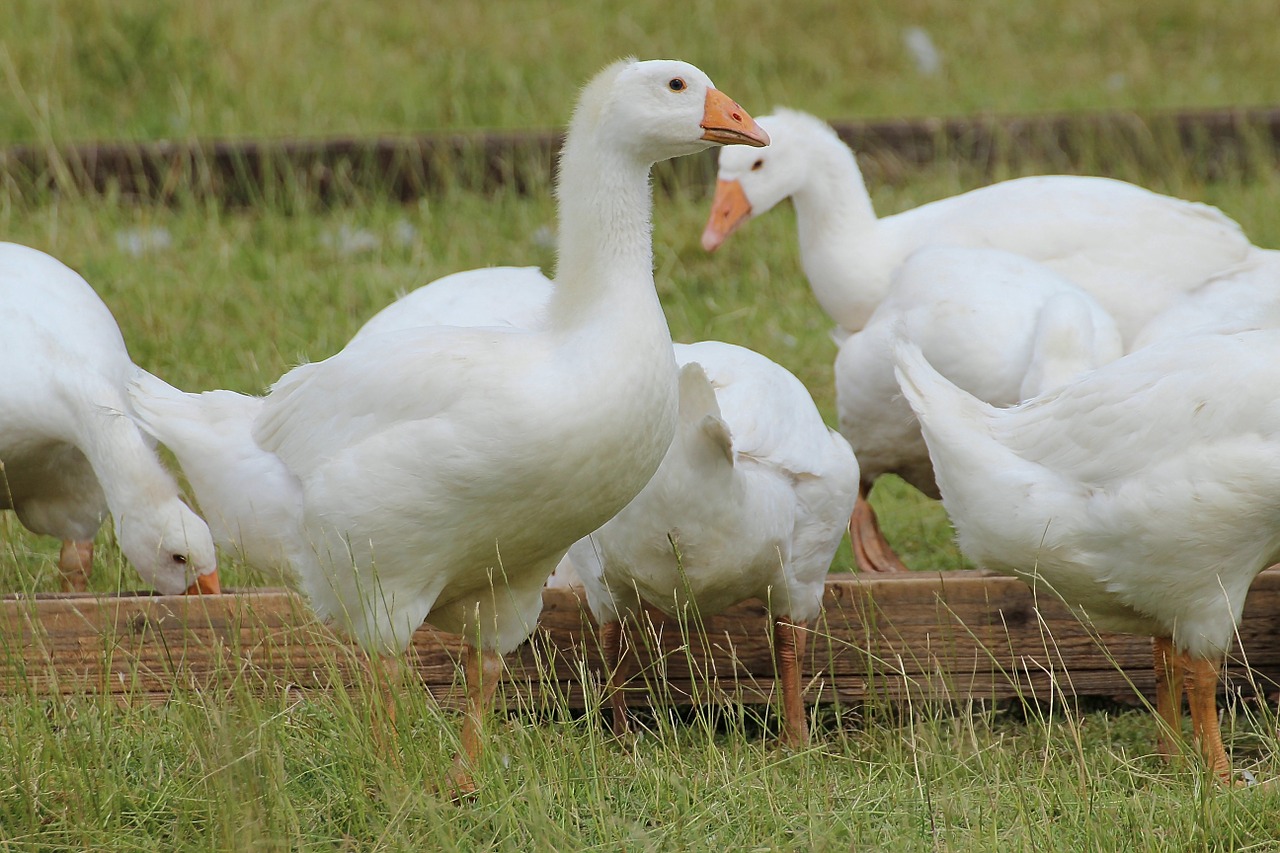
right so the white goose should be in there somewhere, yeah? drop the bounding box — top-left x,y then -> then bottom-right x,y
702,108 -> 1254,572
1134,249 -> 1280,348
893,329 -> 1280,782
703,109 -> 1254,343
838,246 -> 1123,570
569,340 -> 858,746
0,242 -> 219,595
127,58 -> 768,796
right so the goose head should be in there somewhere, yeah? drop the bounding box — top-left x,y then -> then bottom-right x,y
116,499 -> 220,596
702,110 -> 835,251
571,59 -> 770,166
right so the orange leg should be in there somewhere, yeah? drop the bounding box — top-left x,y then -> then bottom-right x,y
850,484 -> 909,574
58,540 -> 93,592
1180,650 -> 1233,783
367,652 -> 403,762
773,618 -> 809,748
444,644 -> 503,798
1152,636 -> 1183,760
600,619 -> 631,735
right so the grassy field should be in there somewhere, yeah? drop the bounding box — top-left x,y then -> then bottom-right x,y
5,3 -> 1280,849
5,0 -> 1280,144
5,677 -> 1280,851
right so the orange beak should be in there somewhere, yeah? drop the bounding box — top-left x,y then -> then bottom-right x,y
700,89 -> 770,148
185,569 -> 221,595
701,178 -> 753,252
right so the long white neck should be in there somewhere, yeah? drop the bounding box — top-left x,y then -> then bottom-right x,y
534,104 -> 681,537
546,130 -> 668,336
77,405 -> 180,527
791,137 -> 892,332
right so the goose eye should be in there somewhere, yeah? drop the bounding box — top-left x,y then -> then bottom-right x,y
172,553 -> 188,565
751,158 -> 764,171
668,78 -> 686,92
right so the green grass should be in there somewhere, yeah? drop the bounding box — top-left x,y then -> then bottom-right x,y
5,0 -> 1280,144
4,669 -> 1280,850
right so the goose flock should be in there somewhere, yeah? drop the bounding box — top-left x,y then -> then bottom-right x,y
5,57 -> 1280,793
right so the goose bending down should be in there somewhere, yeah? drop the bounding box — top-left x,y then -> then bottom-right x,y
702,108 -> 1253,572
569,340 -> 858,746
838,246 -> 1123,571
1134,249 -> 1280,348
0,243 -> 219,595
127,58 -> 768,796
893,330 -> 1280,782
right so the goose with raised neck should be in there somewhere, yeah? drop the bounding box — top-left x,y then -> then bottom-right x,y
128,58 -> 768,797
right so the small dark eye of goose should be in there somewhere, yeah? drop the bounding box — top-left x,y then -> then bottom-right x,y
751,158 -> 765,171
172,553 -> 188,565
668,78 -> 686,92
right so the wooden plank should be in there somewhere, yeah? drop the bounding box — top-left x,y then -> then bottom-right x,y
2,569 -> 1279,710
2,106 -> 1278,202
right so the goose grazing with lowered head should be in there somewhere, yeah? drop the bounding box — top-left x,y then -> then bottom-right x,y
569,340 -> 858,746
1133,249 -> 1280,348
837,246 -> 1123,571
127,58 -> 768,797
702,108 -> 1254,573
893,329 -> 1280,783
0,242 -> 219,595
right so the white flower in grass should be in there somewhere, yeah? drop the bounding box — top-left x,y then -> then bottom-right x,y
903,26 -> 942,77
320,225 -> 381,256
115,227 -> 173,257
392,219 -> 418,248
531,224 -> 557,251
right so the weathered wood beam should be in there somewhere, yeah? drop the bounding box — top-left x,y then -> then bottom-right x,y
2,106 -> 1278,203
3,569 -> 1278,711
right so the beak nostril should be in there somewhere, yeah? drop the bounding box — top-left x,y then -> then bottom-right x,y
732,113 -> 742,122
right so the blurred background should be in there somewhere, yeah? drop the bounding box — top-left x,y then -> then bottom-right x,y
4,0 -> 1279,142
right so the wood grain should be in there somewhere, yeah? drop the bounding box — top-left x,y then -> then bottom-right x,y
4,569 -> 1279,710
